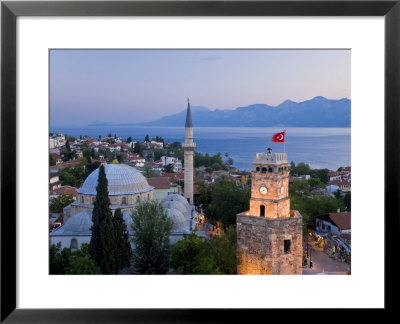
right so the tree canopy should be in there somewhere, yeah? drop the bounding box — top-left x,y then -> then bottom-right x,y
50,242 -> 99,274
49,194 -> 75,214
171,226 -> 238,274
130,200 -> 173,274
112,208 -> 132,271
197,178 -> 250,228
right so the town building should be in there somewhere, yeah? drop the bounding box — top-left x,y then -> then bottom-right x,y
147,177 -> 180,201
236,149 -> 303,275
315,212 -> 351,261
182,99 -> 196,204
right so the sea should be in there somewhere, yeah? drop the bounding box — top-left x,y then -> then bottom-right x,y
49,126 -> 351,171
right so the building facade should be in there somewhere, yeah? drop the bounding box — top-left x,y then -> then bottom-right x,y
237,150 -> 303,275
182,99 -> 196,204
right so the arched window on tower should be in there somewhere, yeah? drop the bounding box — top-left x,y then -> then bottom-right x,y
122,197 -> 127,205
268,167 -> 273,173
261,167 -> 267,173
70,238 -> 78,250
256,167 -> 260,172
260,205 -> 265,217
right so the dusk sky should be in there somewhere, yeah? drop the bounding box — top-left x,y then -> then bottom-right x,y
50,49 -> 350,127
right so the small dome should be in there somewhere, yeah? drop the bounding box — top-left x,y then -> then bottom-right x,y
111,159 -> 119,164
51,209 -> 133,236
77,164 -> 153,196
161,194 -> 189,207
165,208 -> 188,232
162,200 -> 188,215
50,210 -> 93,236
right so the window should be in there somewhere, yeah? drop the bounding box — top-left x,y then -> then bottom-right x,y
92,197 -> 95,204
70,238 -> 78,250
260,205 -> 265,217
327,225 -> 331,232
256,167 -> 260,172
122,197 -> 127,205
268,167 -> 273,172
81,196 -> 84,204
261,167 -> 267,173
284,240 -> 291,254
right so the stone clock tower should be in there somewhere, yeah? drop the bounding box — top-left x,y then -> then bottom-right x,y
236,149 -> 303,275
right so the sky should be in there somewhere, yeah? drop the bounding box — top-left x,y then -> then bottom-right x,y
50,49 -> 350,127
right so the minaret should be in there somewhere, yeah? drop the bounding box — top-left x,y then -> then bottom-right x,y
236,149 -> 303,275
182,98 -> 196,204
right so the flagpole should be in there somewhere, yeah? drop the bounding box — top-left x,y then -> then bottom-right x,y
284,129 -> 286,153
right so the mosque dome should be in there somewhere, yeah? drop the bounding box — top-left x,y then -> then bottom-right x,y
162,200 -> 188,216
165,208 -> 188,232
77,164 -> 153,196
161,194 -> 189,207
50,209 -> 93,236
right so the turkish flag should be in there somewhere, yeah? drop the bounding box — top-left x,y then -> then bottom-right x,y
272,131 -> 285,143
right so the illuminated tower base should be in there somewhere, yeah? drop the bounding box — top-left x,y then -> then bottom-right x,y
236,150 -> 302,275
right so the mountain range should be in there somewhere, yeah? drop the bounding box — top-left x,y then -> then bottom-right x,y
90,96 -> 351,127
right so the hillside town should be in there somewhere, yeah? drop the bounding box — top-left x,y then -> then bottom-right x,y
49,125 -> 351,275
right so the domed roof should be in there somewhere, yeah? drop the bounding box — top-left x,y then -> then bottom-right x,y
77,164 -> 153,196
51,209 -> 134,236
165,208 -> 188,232
161,194 -> 189,207
162,200 -> 188,215
50,210 -> 93,236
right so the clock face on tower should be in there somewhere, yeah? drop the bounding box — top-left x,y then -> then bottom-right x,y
259,186 -> 268,195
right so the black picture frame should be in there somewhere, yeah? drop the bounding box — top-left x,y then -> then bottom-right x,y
1,0 -> 398,322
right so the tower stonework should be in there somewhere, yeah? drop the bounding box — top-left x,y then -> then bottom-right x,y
237,151 -> 303,275
182,99 -> 196,204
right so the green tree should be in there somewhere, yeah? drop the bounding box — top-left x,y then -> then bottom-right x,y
50,194 -> 75,213
334,189 -> 342,199
134,142 -> 142,156
227,157 -> 234,166
308,177 -> 325,188
290,162 -> 311,175
163,163 -> 174,173
141,165 -> 156,178
59,172 -> 78,187
49,153 -> 56,166
49,242 -> 72,274
344,192 -> 351,211
310,169 -> 330,184
199,178 -> 250,227
193,226 -> 238,274
90,165 -> 116,274
112,209 -> 132,271
289,180 -> 310,196
67,243 -> 100,274
126,136 -> 133,143
144,134 -> 150,142
171,231 -> 204,274
130,200 -> 173,274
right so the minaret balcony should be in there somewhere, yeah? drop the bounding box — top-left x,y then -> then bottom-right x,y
182,142 -> 196,149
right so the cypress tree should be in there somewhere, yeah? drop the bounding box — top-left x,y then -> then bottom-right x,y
112,208 -> 132,271
89,165 -> 116,274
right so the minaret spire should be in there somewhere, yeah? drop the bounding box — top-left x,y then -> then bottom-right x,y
185,98 -> 193,128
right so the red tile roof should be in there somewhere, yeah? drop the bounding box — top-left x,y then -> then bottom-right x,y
51,185 -> 78,197
147,177 -> 171,189
328,212 -> 351,230
161,172 -> 184,183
